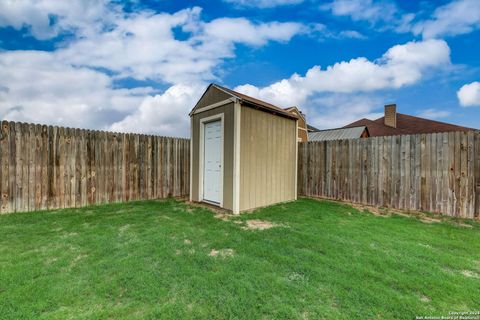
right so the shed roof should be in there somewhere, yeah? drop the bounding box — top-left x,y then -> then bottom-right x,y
308,126 -> 367,141
191,84 -> 298,120
214,84 -> 298,120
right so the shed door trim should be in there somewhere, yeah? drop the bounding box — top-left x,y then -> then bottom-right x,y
294,119 -> 298,200
232,102 -> 241,214
189,116 -> 193,202
191,98 -> 237,116
199,113 -> 224,207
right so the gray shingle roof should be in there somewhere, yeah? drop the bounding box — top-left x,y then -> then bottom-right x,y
308,126 -> 366,141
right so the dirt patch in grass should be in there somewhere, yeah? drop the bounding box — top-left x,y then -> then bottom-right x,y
453,222 -> 473,228
287,272 -> 307,282
242,219 -> 283,230
461,270 -> 480,278
60,232 -> 79,238
312,197 -> 480,229
184,239 -> 192,245
185,201 -> 231,216
45,257 -> 58,265
69,254 -> 88,268
214,213 -> 232,221
351,204 -> 390,217
420,217 -> 442,224
420,295 -> 431,302
119,225 -> 130,233
350,201 -> 472,226
391,211 -> 412,218
209,248 -> 234,257
418,243 -> 432,249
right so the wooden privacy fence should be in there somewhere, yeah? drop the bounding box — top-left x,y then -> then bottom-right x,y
0,121 -> 190,214
298,131 -> 480,219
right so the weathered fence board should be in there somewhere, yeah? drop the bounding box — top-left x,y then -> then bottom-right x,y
0,121 -> 190,214
298,131 -> 480,219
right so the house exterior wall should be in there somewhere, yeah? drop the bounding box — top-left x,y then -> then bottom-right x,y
297,118 -> 308,142
360,129 -> 369,138
286,108 -> 308,142
295,111 -> 308,141
191,103 -> 235,210
239,106 -> 297,211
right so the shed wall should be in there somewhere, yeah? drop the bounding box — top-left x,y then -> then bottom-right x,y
191,103 -> 235,210
194,86 -> 232,110
239,106 -> 297,211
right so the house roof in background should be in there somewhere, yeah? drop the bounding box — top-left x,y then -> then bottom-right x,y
344,113 -> 475,136
213,84 -> 298,120
307,124 -> 320,132
308,126 -> 367,141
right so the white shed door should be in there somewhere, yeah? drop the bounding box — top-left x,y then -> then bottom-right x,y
203,120 -> 222,204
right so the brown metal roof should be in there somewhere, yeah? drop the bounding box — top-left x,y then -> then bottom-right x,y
213,84 -> 298,120
306,124 -> 320,132
344,113 -> 475,136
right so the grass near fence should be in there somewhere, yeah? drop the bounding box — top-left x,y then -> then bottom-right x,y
0,198 -> 479,319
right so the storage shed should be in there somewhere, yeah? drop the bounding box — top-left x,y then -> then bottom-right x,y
189,84 -> 298,214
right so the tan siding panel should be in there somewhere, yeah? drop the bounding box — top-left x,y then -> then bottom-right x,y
239,106 -> 297,211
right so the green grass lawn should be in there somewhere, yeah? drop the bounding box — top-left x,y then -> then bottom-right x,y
1,198 -> 479,319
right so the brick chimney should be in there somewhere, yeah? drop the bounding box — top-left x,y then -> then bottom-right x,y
384,104 -> 397,128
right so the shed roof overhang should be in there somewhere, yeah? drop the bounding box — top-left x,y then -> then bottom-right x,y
189,84 -> 298,121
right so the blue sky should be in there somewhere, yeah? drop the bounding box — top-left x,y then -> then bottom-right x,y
0,0 -> 479,137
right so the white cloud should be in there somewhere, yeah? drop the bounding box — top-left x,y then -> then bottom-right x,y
457,82 -> 480,107
234,39 -> 450,108
307,94 -> 383,129
413,0 -> 480,38
321,0 -> 398,24
233,39 -> 451,128
58,7 -> 214,83
323,0 -> 480,39
0,3 -> 304,83
110,84 -> 204,137
417,109 -> 451,119
56,8 -> 303,83
235,78 -> 310,108
223,0 -> 304,8
296,23 -> 367,41
0,48 -> 203,137
337,30 -> 366,39
0,50 -> 148,129
201,18 -> 304,46
0,0 -> 118,39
